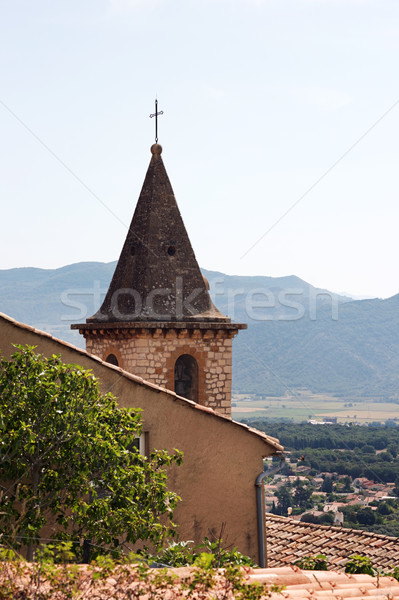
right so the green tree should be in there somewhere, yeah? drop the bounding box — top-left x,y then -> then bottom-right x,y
342,476 -> 352,493
345,555 -> 375,576
379,451 -> 393,462
300,513 -> 321,524
387,443 -> 398,458
377,502 -> 392,516
0,346 -> 183,560
293,482 -> 313,509
275,485 -> 293,516
342,505 -> 358,525
321,477 -> 333,493
357,507 -> 376,526
361,445 -> 376,455
319,512 -> 334,525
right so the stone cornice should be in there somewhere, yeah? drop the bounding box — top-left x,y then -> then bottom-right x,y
72,321 -> 247,339
72,321 -> 246,331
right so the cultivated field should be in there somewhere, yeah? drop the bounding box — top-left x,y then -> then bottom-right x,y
231,392 -> 399,424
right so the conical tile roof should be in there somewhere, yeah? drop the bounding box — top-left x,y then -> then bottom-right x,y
88,144 -> 229,323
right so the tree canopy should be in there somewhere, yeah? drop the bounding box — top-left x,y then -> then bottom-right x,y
244,420 -> 399,484
0,345 -> 183,560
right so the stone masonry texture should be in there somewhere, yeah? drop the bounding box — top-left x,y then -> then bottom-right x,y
85,327 -> 235,417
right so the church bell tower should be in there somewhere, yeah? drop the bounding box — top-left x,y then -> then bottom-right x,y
72,140 -> 246,417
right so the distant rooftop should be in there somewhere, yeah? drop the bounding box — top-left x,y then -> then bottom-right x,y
266,514 -> 399,571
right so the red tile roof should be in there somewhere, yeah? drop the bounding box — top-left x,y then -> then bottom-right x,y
252,567 -> 399,600
266,514 -> 399,571
3,563 -> 399,599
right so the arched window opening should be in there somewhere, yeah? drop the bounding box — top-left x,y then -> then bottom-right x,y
105,353 -> 119,366
174,354 -> 199,402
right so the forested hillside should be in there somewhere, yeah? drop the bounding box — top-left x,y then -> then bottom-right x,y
250,420 -> 399,537
1,261 -> 399,400
246,420 -> 399,482
231,294 -> 399,398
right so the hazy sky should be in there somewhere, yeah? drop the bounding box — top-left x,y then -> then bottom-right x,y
0,0 -> 398,298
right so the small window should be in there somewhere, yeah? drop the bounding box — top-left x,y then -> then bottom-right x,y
105,353 -> 118,366
175,354 -> 199,402
167,245 -> 176,256
131,433 -> 146,456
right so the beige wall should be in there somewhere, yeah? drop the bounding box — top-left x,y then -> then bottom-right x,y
0,315 -> 280,563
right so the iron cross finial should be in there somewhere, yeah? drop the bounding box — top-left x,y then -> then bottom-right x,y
149,99 -> 164,143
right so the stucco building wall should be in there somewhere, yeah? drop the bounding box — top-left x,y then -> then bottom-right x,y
0,314 -> 282,563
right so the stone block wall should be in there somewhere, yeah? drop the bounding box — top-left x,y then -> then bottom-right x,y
85,327 -> 237,417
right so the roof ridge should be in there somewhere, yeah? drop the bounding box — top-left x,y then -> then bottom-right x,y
266,513 -> 399,541
0,311 -> 282,451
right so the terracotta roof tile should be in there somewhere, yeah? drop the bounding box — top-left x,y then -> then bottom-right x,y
266,514 -> 399,570
248,567 -> 399,600
5,563 -> 399,599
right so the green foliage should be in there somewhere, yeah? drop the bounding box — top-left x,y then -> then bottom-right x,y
300,513 -> 321,524
377,502 -> 393,516
244,421 -> 399,453
345,555 -> 375,576
243,421 -> 399,485
274,485 -> 293,516
0,542 -> 81,600
342,476 -> 352,492
360,444 -> 376,455
185,555 -> 216,594
148,540 -> 194,567
319,512 -> 334,525
321,477 -> 333,493
0,345 -> 183,560
257,419 -> 399,536
222,563 -> 282,600
384,566 -> 399,581
143,537 -> 255,568
34,541 -> 76,564
193,552 -> 214,569
183,559 -> 283,600
0,543 -> 280,599
198,537 -> 255,567
258,421 -> 399,537
294,554 -> 328,571
387,443 -> 398,458
356,508 -> 376,526
341,505 -> 359,525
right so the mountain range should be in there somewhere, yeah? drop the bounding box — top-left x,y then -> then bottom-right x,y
1,261 -> 398,399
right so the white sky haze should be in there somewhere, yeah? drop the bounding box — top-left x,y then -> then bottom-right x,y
0,0 -> 398,298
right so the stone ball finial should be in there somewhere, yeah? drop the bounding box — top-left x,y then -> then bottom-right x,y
151,143 -> 163,155
202,275 -> 210,291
